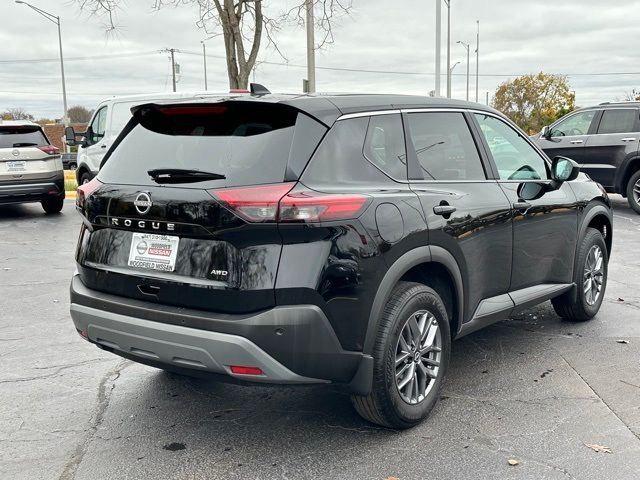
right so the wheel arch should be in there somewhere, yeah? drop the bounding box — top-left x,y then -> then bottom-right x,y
363,246 -> 464,355
617,156 -> 640,196
581,203 -> 613,258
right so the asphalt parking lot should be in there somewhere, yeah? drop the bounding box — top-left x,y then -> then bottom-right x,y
1,196 -> 639,480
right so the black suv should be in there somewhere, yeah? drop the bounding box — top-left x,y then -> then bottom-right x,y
535,102 -> 640,213
70,93 -> 612,428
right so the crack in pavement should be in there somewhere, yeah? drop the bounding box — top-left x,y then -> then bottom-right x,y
58,359 -> 131,480
557,352 -> 640,442
0,358 -> 112,384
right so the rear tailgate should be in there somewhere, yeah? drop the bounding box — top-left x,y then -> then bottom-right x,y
76,100 -> 328,314
0,126 -> 60,183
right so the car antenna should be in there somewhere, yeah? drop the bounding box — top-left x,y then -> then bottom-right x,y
250,83 -> 271,96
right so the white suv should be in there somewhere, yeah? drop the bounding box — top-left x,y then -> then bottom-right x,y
0,120 -> 64,214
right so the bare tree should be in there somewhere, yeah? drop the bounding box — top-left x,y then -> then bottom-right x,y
1,108 -> 34,121
622,89 -> 640,101
73,0 -> 353,89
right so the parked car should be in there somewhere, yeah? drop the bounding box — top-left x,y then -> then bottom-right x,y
65,92 -> 224,185
0,120 -> 64,213
61,152 -> 77,170
70,92 -> 612,428
534,102 -> 640,213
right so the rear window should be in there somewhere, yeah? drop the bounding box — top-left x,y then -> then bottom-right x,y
99,102 -> 325,188
0,126 -> 48,148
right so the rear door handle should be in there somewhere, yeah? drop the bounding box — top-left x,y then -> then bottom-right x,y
570,140 -> 584,144
621,138 -> 637,142
100,145 -> 108,149
513,201 -> 532,210
433,205 -> 457,216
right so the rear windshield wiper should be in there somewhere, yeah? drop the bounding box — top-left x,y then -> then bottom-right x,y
12,142 -> 38,147
147,168 -> 226,184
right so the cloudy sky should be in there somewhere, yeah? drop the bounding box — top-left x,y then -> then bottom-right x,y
2,0 -> 640,119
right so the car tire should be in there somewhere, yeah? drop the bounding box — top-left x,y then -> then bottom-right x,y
41,197 -> 64,214
552,227 -> 608,322
79,172 -> 92,185
351,281 -> 451,429
626,169 -> 640,214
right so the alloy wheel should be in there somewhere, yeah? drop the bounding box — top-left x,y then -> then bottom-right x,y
633,178 -> 640,205
583,245 -> 604,306
395,310 -> 442,405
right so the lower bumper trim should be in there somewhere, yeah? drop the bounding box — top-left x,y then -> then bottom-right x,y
70,303 -> 327,385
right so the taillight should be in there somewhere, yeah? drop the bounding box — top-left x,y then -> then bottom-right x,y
279,191 -> 368,223
211,183 -> 295,222
38,145 -> 59,155
209,183 -> 369,223
76,178 -> 102,211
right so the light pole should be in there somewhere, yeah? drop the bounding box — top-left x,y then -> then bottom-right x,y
475,20 -> 480,103
435,0 -> 441,96
449,60 -> 460,83
445,0 -> 451,98
457,41 -> 470,101
201,41 -> 208,91
305,0 -> 316,93
16,1 -> 68,126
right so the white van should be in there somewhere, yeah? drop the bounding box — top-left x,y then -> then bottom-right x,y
67,92 -> 224,184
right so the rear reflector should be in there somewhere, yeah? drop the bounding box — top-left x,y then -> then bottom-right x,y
209,183 -> 369,224
230,366 -> 263,375
38,145 -> 59,155
76,178 -> 102,210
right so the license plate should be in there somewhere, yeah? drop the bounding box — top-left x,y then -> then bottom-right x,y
7,161 -> 26,172
128,233 -> 180,272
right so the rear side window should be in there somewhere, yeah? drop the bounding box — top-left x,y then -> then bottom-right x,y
99,102 -> 325,188
0,126 -> 48,148
597,109 -> 638,134
407,112 -> 486,181
302,117 -> 407,187
363,114 -> 407,180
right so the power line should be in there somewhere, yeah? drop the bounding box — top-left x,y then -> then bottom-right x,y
4,49 -> 640,78
0,51 -> 159,64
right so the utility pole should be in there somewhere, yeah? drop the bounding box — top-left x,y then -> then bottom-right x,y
475,20 -> 480,103
445,0 -> 451,98
161,48 -> 178,92
435,0 -> 441,96
305,0 -> 316,93
457,41 -> 470,101
201,41 -> 208,91
15,1 -> 68,127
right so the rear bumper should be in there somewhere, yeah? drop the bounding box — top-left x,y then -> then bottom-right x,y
0,171 -> 64,204
70,275 -> 370,389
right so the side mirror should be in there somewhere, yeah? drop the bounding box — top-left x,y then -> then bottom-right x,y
552,156 -> 580,183
542,125 -> 552,140
64,126 -> 77,146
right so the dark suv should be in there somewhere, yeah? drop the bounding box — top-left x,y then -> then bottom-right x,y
70,93 -> 612,428
535,102 -> 640,213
